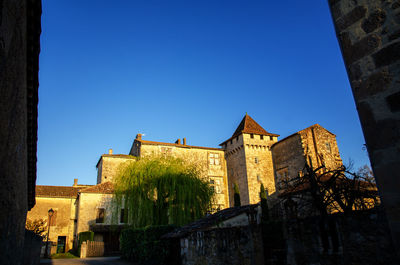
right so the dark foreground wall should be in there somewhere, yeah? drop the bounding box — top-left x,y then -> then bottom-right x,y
286,209 -> 396,265
180,226 -> 264,265
23,230 -> 43,265
0,0 -> 41,264
328,0 -> 400,256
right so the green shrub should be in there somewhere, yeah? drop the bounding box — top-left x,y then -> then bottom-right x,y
120,225 -> 177,264
234,183 -> 241,207
77,231 -> 94,255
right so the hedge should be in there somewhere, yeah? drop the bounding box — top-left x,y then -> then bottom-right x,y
120,225 -> 177,265
77,231 -> 94,255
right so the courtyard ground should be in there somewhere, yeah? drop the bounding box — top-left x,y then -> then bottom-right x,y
40,256 -> 134,265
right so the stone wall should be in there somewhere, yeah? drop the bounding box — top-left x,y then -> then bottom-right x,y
272,125 -> 342,191
96,155 -> 135,184
243,133 -> 277,204
26,197 -> 77,252
298,125 -> 342,170
0,1 -> 41,264
225,133 -> 277,205
132,140 -> 229,210
23,230 -> 42,265
272,134 -> 305,191
180,225 -> 264,265
285,209 -> 396,265
225,134 -> 249,206
328,0 -> 400,254
76,193 -> 115,234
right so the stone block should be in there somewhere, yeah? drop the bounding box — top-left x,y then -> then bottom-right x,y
388,29 -> 400,41
341,32 -> 381,65
386,91 -> 400,112
336,6 -> 367,31
362,9 -> 387,33
372,41 -> 400,67
353,68 -> 392,100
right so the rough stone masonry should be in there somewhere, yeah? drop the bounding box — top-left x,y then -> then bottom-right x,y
328,0 -> 400,257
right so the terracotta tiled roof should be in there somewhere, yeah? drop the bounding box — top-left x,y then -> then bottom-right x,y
220,114 -> 279,146
80,182 -> 114,194
137,139 -> 224,151
163,204 -> 259,239
36,185 -> 83,198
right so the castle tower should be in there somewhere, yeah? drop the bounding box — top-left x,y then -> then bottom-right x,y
221,114 -> 279,206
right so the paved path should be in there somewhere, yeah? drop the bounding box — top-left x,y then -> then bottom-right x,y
40,257 -> 135,265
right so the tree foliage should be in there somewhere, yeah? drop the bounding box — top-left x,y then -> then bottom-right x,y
113,155 -> 215,228
25,218 -> 47,238
233,183 -> 241,207
259,183 -> 269,222
279,162 -> 380,217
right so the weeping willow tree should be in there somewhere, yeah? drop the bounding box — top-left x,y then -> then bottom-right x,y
113,155 -> 215,228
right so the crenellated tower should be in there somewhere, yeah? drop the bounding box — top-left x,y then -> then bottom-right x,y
220,114 -> 279,206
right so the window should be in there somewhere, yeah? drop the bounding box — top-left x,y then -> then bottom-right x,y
120,209 -> 128,223
250,134 -> 254,139
260,135 -> 264,140
209,178 -> 222,194
96,208 -> 105,223
270,136 -> 273,140
255,157 -> 259,164
325,142 -> 331,153
209,153 -> 220,165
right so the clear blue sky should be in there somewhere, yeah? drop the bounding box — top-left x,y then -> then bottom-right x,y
37,0 -> 370,186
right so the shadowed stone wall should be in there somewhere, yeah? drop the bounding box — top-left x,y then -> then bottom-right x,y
0,0 -> 41,264
328,0 -> 400,256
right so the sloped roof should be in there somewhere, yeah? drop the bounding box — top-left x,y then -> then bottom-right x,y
220,114 -> 279,146
271,124 -> 336,149
36,185 -> 83,198
137,139 -> 223,151
163,204 -> 259,239
96,154 -> 136,168
80,182 -> 114,194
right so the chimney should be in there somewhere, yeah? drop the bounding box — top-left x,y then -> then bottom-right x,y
175,139 -> 181,144
108,149 -> 113,155
136,133 -> 142,140
73,178 -> 78,187
183,138 -> 187,145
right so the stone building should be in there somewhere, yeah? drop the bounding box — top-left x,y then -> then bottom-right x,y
27,114 -> 343,255
26,180 -> 124,255
220,115 -> 279,205
26,183 -> 85,254
129,134 -> 229,210
272,124 -> 343,191
102,114 -> 342,209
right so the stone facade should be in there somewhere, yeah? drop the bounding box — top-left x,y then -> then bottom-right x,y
26,184 -> 88,253
27,197 -> 77,252
109,115 -> 342,209
26,181 -> 122,254
96,150 -> 135,184
272,124 -> 342,191
328,0 -> 400,256
129,136 -> 229,210
0,0 -> 41,264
